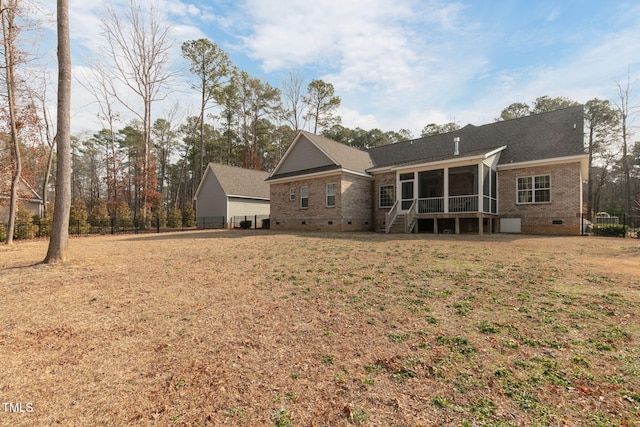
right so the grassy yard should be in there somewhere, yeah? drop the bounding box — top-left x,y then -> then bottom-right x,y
1,231 -> 639,426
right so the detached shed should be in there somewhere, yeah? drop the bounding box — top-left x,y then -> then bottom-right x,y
194,163 -> 270,228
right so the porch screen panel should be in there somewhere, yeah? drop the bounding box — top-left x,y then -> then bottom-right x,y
419,170 -> 444,198
448,165 -> 478,196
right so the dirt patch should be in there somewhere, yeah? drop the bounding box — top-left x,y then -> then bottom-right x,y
1,231 -> 639,426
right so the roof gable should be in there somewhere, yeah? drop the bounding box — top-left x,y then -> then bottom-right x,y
272,132 -> 336,176
195,163 -> 270,200
268,130 -> 373,181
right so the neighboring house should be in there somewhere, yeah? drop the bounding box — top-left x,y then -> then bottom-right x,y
0,173 -> 44,222
194,163 -> 270,228
267,106 -> 588,235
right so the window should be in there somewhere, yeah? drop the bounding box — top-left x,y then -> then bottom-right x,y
379,185 -> 395,208
289,188 -> 296,201
517,175 -> 550,203
326,183 -> 336,207
300,186 -> 309,208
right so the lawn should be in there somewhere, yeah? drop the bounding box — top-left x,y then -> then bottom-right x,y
1,231 -> 639,426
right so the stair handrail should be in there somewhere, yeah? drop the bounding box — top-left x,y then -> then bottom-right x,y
385,200 -> 399,234
405,199 -> 417,233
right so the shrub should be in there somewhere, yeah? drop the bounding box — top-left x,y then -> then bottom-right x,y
14,205 -> 35,239
182,203 -> 195,227
89,199 -> 111,228
115,202 -> 133,228
240,220 -> 252,229
168,208 -> 182,228
69,198 -> 90,234
592,224 -> 627,237
154,208 -> 167,228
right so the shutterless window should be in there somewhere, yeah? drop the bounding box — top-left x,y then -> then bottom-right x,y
517,175 -> 550,203
300,186 -> 309,208
289,188 -> 296,201
326,183 -> 336,207
379,185 -> 395,208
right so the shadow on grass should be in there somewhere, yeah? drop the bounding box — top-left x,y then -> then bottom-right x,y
120,228 -> 562,244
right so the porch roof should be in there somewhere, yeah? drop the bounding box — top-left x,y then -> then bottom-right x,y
367,146 -> 505,172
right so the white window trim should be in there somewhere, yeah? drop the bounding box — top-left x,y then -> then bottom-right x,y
379,184 -> 395,208
300,185 -> 309,209
516,174 -> 551,204
289,188 -> 296,201
326,183 -> 336,207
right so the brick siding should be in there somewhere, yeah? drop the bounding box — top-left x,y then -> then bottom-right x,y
270,173 -> 374,231
498,162 -> 583,235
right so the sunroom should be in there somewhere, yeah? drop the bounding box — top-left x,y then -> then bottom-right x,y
383,146 -> 504,234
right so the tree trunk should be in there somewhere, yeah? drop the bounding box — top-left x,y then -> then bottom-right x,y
1,0 -> 20,245
44,0 -> 71,263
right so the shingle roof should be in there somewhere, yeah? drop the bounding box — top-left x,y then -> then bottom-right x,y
367,105 -> 585,169
207,163 -> 270,199
300,131 -> 374,172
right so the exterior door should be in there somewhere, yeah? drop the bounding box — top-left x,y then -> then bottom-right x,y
401,180 -> 414,211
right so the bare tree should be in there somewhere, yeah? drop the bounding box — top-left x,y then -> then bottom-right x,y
44,0 -> 70,263
80,63 -> 124,213
1,0 -> 21,245
99,0 -> 176,223
281,69 -> 304,131
584,99 -> 619,218
613,69 -> 638,216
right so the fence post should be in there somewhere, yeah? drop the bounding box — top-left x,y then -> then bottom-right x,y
255,215 -> 257,229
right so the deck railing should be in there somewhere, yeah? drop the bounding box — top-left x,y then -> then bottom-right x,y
385,200 -> 399,234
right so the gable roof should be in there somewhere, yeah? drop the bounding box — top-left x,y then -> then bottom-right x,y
267,130 -> 373,181
267,106 -> 587,182
368,105 -> 586,170
0,171 -> 44,202
195,163 -> 270,200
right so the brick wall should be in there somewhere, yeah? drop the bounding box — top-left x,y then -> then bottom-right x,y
498,162 -> 583,235
372,172 -> 396,230
270,172 -> 374,231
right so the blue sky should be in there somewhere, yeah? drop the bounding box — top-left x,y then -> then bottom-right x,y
52,0 -> 640,136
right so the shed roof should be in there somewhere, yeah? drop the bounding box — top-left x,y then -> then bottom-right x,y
199,163 -> 270,200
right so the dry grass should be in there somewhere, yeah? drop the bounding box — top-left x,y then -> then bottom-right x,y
1,230 -> 639,426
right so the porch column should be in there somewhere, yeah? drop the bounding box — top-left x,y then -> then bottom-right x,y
455,217 -> 460,234
443,167 -> 449,213
478,216 -> 483,235
434,217 -> 438,234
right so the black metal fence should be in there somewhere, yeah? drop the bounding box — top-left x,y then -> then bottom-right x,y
230,215 -> 270,229
196,216 -> 226,230
0,218 -> 198,243
582,214 -> 640,238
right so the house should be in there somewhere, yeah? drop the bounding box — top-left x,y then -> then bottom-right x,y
194,163 -> 270,228
0,174 -> 44,222
266,105 -> 588,235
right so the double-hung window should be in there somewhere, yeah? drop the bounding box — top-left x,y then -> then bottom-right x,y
517,175 -> 551,203
289,188 -> 296,201
379,185 -> 395,208
300,186 -> 309,208
326,183 -> 336,207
